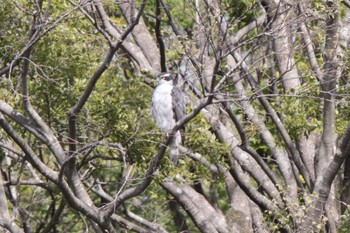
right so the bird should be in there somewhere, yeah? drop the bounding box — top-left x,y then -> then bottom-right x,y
151,72 -> 186,166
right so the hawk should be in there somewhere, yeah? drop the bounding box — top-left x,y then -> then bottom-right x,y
151,72 -> 186,166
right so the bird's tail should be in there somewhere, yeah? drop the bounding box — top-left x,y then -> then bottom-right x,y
170,131 -> 181,166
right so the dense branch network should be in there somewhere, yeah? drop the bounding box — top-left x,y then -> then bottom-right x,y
1,0 -> 350,232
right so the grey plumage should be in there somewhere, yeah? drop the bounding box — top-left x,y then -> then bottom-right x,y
151,72 -> 185,166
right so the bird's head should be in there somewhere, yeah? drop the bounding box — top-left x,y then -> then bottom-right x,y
157,72 -> 174,85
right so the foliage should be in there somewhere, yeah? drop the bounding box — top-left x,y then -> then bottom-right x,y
2,0 -> 350,232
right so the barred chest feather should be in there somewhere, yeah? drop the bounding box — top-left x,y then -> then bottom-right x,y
151,83 -> 175,133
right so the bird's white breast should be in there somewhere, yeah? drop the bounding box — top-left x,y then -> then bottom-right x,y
151,83 -> 175,133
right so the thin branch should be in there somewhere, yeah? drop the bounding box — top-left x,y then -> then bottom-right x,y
228,156 -> 280,215
94,1 -> 120,40
160,0 -> 203,86
4,179 -> 56,193
0,3 -> 84,77
68,0 -> 113,45
0,141 -> 25,158
40,200 -> 66,233
161,181 -> 220,233
0,101 -> 45,144
0,172 -> 23,232
0,112 -> 111,231
102,97 -> 212,216
110,214 -> 151,233
155,0 -> 167,72
233,51 -> 312,189
342,0 -> 350,9
300,123 -> 350,231
180,146 -> 219,173
159,0 -> 182,36
124,209 -> 168,233
297,3 -> 322,81
65,1 -> 147,207
0,115 -> 58,183
67,0 -> 147,127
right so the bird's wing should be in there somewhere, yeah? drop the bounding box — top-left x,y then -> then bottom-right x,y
171,86 -> 185,122
171,86 -> 186,141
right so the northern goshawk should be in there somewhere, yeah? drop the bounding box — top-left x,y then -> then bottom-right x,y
151,72 -> 185,166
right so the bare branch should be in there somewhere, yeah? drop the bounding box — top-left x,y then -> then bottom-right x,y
264,0 -> 301,90
155,0 -> 167,72
0,172 -> 23,233
232,51 -> 312,190
102,97 -> 212,215
161,180 -> 221,233
40,200 -> 66,233
228,156 -> 280,217
297,3 -> 322,81
124,209 -> 168,233
0,112 -> 59,182
0,3 -> 84,77
342,0 -> 350,9
110,214 -> 152,233
65,2 -> 147,218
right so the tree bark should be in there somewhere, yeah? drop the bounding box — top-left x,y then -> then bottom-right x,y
261,0 -> 301,91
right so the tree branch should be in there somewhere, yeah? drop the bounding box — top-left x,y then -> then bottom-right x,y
0,172 -> 23,233
297,3 -> 322,81
102,97 -> 212,215
161,180 -> 221,233
40,200 -> 66,233
64,1 -> 147,219
233,51 -> 312,190
0,112 -> 59,182
155,0 -> 167,72
0,3 -> 83,78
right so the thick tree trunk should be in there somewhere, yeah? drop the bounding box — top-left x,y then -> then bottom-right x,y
301,1 -> 342,231
161,180 -> 228,233
262,0 -> 301,91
